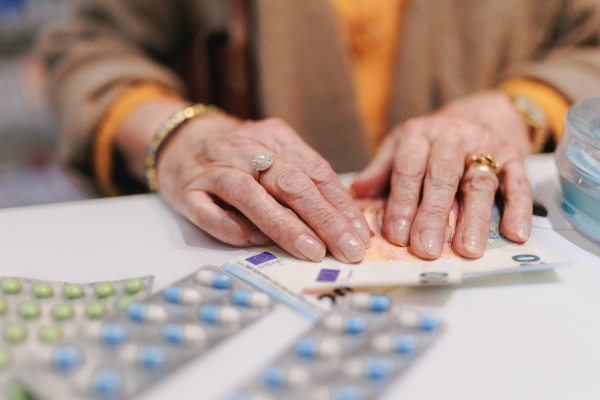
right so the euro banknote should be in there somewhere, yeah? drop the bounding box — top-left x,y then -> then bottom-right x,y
221,198 -> 564,319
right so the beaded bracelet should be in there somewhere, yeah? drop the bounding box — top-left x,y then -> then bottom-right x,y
144,104 -> 221,192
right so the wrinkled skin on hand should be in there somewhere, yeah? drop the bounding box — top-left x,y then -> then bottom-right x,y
157,115 -> 371,264
351,91 -> 533,260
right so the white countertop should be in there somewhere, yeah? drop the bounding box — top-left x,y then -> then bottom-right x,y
1,154 -> 600,400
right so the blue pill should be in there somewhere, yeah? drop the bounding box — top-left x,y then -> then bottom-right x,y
127,303 -> 146,322
334,386 -> 365,400
344,316 -> 366,334
91,368 -> 122,396
393,335 -> 417,354
368,295 -> 391,312
212,273 -> 231,289
101,323 -> 127,346
196,270 -> 231,289
164,286 -> 183,304
138,345 -> 166,371
199,305 -> 219,324
295,338 -> 318,358
352,293 -> 391,312
365,358 -> 391,380
232,290 -> 252,307
198,305 -> 240,325
263,365 -> 285,387
161,323 -> 184,344
419,314 -> 440,331
126,303 -> 167,322
53,345 -> 82,372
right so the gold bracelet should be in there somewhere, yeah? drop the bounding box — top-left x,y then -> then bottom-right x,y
144,104 -> 221,192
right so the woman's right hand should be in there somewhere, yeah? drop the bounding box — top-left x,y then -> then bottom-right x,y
149,112 -> 371,263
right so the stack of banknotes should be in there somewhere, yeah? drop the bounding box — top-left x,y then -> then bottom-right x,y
221,198 -> 566,320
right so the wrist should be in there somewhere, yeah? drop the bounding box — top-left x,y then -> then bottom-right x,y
115,98 -> 191,181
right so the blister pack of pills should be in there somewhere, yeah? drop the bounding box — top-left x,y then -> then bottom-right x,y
0,275 -> 154,400
227,293 -> 442,400
17,266 -> 275,400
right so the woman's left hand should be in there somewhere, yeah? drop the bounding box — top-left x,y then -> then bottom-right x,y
351,91 -> 534,260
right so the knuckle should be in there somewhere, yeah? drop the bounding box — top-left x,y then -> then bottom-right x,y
222,173 -> 262,211
463,210 -> 490,228
507,174 -> 532,195
304,158 -> 337,184
260,117 -> 291,132
393,154 -> 425,179
418,203 -> 450,228
400,117 -> 428,137
463,173 -> 498,194
428,160 -> 462,186
272,167 -> 314,200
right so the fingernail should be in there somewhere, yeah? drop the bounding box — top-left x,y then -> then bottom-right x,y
515,219 -> 530,240
295,234 -> 326,261
419,229 -> 441,256
249,230 -> 273,246
392,218 -> 410,246
338,232 -> 365,262
462,227 -> 481,254
351,219 -> 371,247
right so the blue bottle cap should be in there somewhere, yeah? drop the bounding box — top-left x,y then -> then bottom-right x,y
139,345 -> 166,371
263,365 -> 285,387
161,323 -> 184,344
199,305 -> 219,324
53,345 -> 82,372
163,286 -> 184,304
368,295 -> 391,312
295,337 -> 318,358
419,314 -> 440,331
101,323 -> 127,346
232,290 -> 252,307
91,368 -> 122,396
344,316 -> 366,334
126,303 -> 147,322
393,335 -> 417,354
365,358 -> 391,380
212,273 -> 231,289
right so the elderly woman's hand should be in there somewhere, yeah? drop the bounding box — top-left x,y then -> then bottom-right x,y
351,91 -> 534,260
154,114 -> 371,263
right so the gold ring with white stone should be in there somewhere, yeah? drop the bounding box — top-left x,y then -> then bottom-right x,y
253,153 -> 276,179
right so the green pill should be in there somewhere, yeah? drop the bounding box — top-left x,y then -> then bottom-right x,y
18,301 -> 41,319
116,296 -> 135,310
94,282 -> 115,298
0,348 -> 11,370
2,278 -> 21,294
52,304 -> 74,320
33,282 -> 54,298
124,278 -> 143,294
85,302 -> 106,319
38,325 -> 62,343
5,381 -> 33,400
0,298 -> 7,315
64,284 -> 84,299
3,323 -> 27,343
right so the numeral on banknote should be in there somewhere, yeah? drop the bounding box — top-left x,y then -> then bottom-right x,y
419,272 -> 451,284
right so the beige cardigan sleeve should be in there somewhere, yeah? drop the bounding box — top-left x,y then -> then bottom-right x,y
38,0 -> 189,175
504,0 -> 600,102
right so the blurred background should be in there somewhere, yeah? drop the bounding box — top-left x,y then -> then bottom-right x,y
0,0 -> 88,209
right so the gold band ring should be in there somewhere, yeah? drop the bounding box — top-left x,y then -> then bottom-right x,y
468,153 -> 500,174
469,153 -> 500,174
